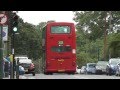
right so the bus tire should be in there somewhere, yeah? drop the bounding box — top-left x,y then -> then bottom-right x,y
44,72 -> 53,75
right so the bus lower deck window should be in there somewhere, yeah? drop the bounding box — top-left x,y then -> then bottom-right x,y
51,46 -> 71,52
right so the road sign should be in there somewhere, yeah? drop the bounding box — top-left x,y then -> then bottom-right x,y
2,25 -> 8,41
0,14 -> 7,25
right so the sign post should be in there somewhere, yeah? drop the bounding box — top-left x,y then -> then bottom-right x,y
0,13 -> 8,79
0,26 -> 4,79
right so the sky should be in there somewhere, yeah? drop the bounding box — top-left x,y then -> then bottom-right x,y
17,11 -> 76,25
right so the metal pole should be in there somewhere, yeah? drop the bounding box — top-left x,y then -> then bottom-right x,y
0,26 -> 4,79
9,12 -> 13,79
12,32 -> 15,79
10,59 -> 13,79
16,58 -> 19,79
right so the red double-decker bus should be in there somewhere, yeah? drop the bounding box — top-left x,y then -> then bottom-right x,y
42,22 -> 76,74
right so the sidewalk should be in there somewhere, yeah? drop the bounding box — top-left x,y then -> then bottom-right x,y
3,75 -> 27,79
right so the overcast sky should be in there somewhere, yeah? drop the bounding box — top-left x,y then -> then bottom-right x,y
17,11 -> 76,25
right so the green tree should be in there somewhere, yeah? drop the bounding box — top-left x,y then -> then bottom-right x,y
74,11 -> 120,41
14,18 -> 42,60
108,33 -> 120,58
73,11 -> 120,66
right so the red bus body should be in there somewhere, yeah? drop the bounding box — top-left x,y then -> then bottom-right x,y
42,22 -> 76,74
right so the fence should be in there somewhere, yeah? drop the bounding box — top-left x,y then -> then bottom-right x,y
33,58 -> 42,74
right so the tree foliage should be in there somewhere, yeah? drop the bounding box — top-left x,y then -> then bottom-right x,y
14,18 -> 42,60
74,11 -> 120,67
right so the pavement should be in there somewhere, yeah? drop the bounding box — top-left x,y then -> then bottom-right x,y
3,75 -> 27,79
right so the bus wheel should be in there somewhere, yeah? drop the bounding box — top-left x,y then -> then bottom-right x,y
44,72 -> 53,75
67,73 -> 75,75
49,73 -> 53,75
44,72 -> 48,75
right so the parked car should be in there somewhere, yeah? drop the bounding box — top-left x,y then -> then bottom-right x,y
80,66 -> 86,74
95,61 -> 108,74
19,59 -> 35,76
106,58 -> 120,75
86,63 -> 96,74
15,55 -> 28,60
115,63 -> 120,76
76,65 -> 81,74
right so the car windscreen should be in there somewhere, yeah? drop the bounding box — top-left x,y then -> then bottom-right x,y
110,59 -> 120,65
97,61 -> 108,66
20,63 -> 31,68
88,64 -> 96,68
81,66 -> 86,69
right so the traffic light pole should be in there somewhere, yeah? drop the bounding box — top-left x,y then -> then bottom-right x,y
10,11 -> 18,79
12,32 -> 15,79
0,26 -> 4,79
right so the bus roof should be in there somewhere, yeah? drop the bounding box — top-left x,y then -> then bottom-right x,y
47,22 -> 74,25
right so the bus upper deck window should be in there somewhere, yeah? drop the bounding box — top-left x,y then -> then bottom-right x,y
51,26 -> 70,34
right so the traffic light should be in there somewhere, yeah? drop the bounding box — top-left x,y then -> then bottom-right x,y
12,12 -> 18,33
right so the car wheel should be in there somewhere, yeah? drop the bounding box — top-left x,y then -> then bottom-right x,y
85,72 -> 88,75
115,71 -> 118,76
119,74 -> 120,76
32,72 -> 35,76
106,72 -> 108,75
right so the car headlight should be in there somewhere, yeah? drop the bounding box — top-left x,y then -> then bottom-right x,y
110,65 -> 114,68
110,65 -> 115,69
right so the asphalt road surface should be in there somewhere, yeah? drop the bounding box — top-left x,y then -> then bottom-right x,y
19,73 -> 120,79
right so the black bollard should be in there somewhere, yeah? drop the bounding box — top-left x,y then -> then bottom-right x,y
4,62 -> 9,77
16,58 -> 19,79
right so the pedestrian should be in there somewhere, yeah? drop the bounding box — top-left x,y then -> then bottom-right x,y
6,54 -> 11,62
3,56 -> 10,77
19,65 -> 25,75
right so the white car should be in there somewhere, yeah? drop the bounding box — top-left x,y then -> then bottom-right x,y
76,66 -> 81,74
115,63 -> 120,76
80,66 -> 86,74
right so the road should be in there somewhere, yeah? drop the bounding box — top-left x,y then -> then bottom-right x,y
18,73 -> 120,79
